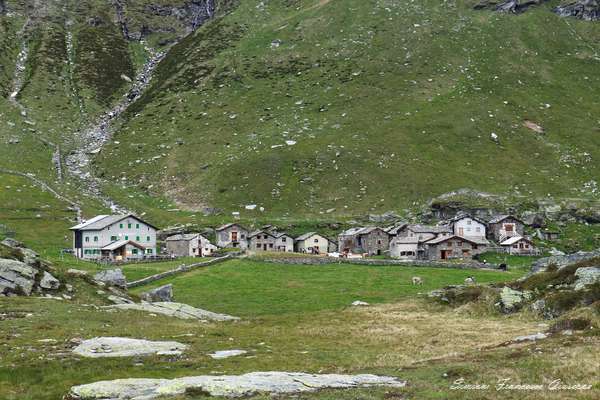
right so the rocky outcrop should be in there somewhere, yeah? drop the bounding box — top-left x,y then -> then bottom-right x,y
474,0 -> 547,13
0,0 -> 6,15
0,240 -> 60,296
499,287 -> 532,313
107,301 -> 239,322
66,372 -> 406,400
574,267 -> 600,290
140,284 -> 173,302
94,269 -> 127,288
208,349 -> 247,359
554,0 -> 600,20
530,249 -> 600,274
72,337 -> 187,358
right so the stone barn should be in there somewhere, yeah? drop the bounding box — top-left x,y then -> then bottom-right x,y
425,235 -> 488,260
488,215 -> 525,243
215,223 -> 249,249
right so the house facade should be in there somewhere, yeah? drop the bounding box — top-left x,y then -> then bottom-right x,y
390,224 -> 452,259
70,215 -> 157,261
424,235 -> 487,260
165,233 -> 217,257
500,236 -> 538,255
216,223 -> 249,249
449,215 -> 487,241
338,227 -> 390,256
488,215 -> 525,242
295,232 -> 335,254
248,230 -> 293,252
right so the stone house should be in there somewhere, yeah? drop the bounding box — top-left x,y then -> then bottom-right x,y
389,224 -> 452,259
424,235 -> 488,260
488,215 -> 525,242
248,230 -> 293,252
449,214 -> 487,241
338,227 -> 390,256
294,232 -> 337,254
537,229 -> 561,241
70,214 -> 157,261
215,223 -> 249,249
165,233 -> 217,257
500,236 -> 538,255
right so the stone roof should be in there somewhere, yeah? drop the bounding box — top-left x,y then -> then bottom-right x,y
165,233 -> 200,241
500,236 -> 533,246
216,223 -> 247,231
489,214 -> 523,224
407,224 -> 451,234
425,235 -> 482,245
102,240 -> 146,251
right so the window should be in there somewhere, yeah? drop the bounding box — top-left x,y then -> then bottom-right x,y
269,243 -> 274,248
119,223 -> 123,229
94,236 -> 98,242
256,244 -> 261,249
476,227 -> 481,233
314,238 -> 319,243
146,249 -> 153,254
136,236 -> 140,241
241,234 -> 245,239
513,244 -> 518,248
125,235 -> 129,240
84,249 -> 90,255
136,223 -> 140,229
128,223 -> 132,229
147,236 -> 151,242
111,236 -> 117,241
85,237 -> 90,243
132,248 -> 138,255
282,237 -> 287,242
467,220 -> 471,225
377,239 -> 382,245
457,241 -> 463,247
525,244 -> 530,249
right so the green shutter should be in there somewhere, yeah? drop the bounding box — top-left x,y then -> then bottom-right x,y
125,236 -> 129,240
119,223 -> 123,228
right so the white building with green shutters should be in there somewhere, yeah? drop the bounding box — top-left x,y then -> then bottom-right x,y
69,214 -> 158,261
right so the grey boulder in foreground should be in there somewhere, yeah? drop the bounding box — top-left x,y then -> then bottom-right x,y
66,372 -> 406,399
72,337 -> 187,358
106,301 -> 239,322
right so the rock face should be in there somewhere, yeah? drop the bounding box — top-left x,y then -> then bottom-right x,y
554,0 -> 600,20
140,284 -> 173,302
499,287 -> 532,313
73,337 -> 187,358
94,269 -> 127,288
107,302 -> 239,322
574,267 -> 600,290
0,259 -> 38,295
530,249 -> 600,274
67,372 -> 406,400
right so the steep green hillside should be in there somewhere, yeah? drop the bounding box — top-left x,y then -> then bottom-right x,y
95,0 -> 600,216
0,0 -> 599,238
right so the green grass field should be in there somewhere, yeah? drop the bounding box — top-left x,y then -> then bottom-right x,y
1,257 -> 598,400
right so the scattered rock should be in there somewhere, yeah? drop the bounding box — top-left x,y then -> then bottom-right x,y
73,337 -> 187,358
67,269 -> 89,277
208,349 -> 248,359
523,120 -> 544,134
67,372 -> 406,399
140,284 -> 173,302
513,332 -> 548,342
39,271 -> 60,290
106,302 -> 239,322
574,267 -> 600,290
351,300 -> 370,307
94,269 -> 127,288
107,295 -> 134,305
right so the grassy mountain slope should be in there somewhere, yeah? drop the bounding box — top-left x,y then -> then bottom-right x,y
0,0 -> 599,245
93,0 -> 600,217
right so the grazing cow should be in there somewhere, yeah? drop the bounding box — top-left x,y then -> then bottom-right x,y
464,276 -> 476,285
412,276 -> 423,285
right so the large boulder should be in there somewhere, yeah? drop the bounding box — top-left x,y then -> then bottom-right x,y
0,258 -> 38,296
107,302 -> 239,322
499,287 -> 532,313
140,284 -> 173,302
93,269 -> 127,288
72,337 -> 187,358
474,0 -> 547,13
67,372 -> 406,400
39,271 -> 60,290
530,249 -> 600,274
574,267 -> 600,290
